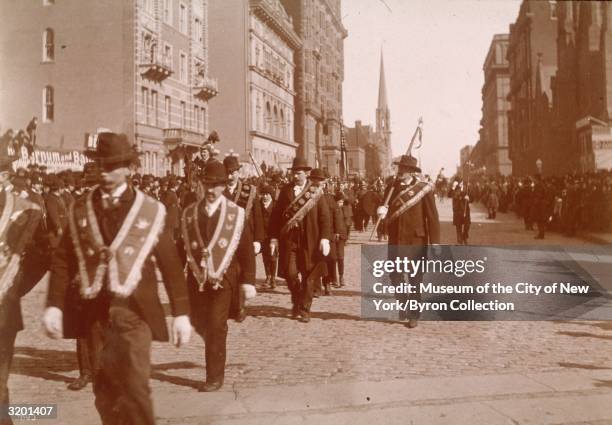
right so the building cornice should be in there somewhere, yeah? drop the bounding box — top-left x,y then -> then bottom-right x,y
250,0 -> 303,51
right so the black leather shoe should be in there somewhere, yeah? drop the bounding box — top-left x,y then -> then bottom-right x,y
298,314 -> 310,323
291,306 -> 301,319
324,283 -> 331,296
198,380 -> 223,392
67,374 -> 91,391
235,308 -> 247,323
269,278 -> 276,289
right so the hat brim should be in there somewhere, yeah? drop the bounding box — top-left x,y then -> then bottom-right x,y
200,177 -> 229,185
394,162 -> 421,172
291,166 -> 312,172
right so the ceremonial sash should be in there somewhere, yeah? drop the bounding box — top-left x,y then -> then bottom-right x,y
227,180 -> 256,219
280,182 -> 323,236
69,187 -> 166,299
0,190 -> 42,303
182,196 -> 245,291
387,177 -> 434,223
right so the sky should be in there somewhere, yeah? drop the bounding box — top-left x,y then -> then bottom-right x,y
341,0 -> 521,177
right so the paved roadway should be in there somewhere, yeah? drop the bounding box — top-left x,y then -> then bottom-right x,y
8,199 -> 612,424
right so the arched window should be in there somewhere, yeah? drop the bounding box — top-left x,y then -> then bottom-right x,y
280,109 -> 285,139
43,86 -> 54,122
273,106 -> 278,137
265,102 -> 271,134
43,28 -> 54,61
256,97 -> 261,131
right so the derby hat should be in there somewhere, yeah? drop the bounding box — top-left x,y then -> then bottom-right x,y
309,168 -> 327,181
201,160 -> 229,186
223,155 -> 241,173
290,156 -> 311,172
393,155 -> 421,172
85,132 -> 140,167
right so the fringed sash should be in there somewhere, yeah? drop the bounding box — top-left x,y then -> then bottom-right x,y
226,180 -> 257,219
280,182 -> 323,236
387,178 -> 434,223
0,190 -> 42,303
182,196 -> 245,291
69,187 -> 166,299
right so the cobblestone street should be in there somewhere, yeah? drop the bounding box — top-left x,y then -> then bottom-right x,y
8,200 -> 612,424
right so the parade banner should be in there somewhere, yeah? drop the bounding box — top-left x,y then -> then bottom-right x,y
8,146 -> 88,172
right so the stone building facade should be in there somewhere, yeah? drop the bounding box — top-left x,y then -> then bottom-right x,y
0,0 -> 217,176
208,0 -> 301,171
480,34 -> 512,176
280,0 -> 347,174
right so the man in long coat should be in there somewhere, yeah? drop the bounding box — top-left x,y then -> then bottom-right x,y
377,155 -> 440,328
43,133 -> 191,425
269,157 -> 332,322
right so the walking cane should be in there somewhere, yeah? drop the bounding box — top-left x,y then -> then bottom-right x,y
369,118 -> 423,241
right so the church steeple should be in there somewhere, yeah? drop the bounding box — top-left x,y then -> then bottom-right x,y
376,48 -> 391,136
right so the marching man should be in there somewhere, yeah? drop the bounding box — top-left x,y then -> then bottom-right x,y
376,154 -> 440,328
269,157 -> 332,323
222,154 -> 264,322
42,133 -> 192,425
0,155 -> 48,425
182,161 -> 256,392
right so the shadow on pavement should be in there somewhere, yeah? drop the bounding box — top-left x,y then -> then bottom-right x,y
558,362 -> 612,370
12,346 -> 77,383
556,331 -> 612,341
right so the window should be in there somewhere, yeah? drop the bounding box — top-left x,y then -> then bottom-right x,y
201,108 -> 206,134
179,3 -> 187,34
194,105 -> 199,131
142,87 -> 150,124
152,90 -> 158,126
273,106 -> 278,137
43,86 -> 54,122
143,0 -> 153,14
43,29 -> 54,62
165,96 -> 171,127
194,17 -> 202,43
163,0 -> 173,24
549,1 -> 557,19
180,101 -> 186,127
265,102 -> 271,133
179,52 -> 187,82
163,43 -> 172,69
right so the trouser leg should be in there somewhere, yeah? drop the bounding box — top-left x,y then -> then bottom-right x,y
203,283 -> 232,384
93,307 -> 154,425
0,330 -> 17,425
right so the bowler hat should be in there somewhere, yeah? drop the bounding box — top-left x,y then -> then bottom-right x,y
393,155 -> 421,172
85,132 -> 140,167
290,157 -> 311,172
223,155 -> 241,173
309,168 -> 327,181
200,161 -> 229,185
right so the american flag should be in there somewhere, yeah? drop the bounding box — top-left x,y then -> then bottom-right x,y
340,126 -> 349,179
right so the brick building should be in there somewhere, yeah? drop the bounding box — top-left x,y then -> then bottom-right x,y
506,0 -> 558,176
0,0 -> 216,176
207,0 -> 301,172
551,1 -> 612,173
280,0 -> 347,174
479,34 -> 512,176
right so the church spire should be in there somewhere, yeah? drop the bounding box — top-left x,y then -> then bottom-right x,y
377,48 -> 388,111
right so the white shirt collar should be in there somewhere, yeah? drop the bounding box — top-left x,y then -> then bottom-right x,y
294,181 -> 306,194
102,182 -> 128,199
205,195 -> 223,217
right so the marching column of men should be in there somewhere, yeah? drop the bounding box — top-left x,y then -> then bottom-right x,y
0,129 -> 446,425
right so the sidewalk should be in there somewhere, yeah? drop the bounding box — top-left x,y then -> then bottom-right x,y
48,370 -> 612,425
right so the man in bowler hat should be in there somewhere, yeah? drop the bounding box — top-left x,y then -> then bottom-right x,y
269,157 -> 331,322
43,132 -> 192,425
377,154 -> 440,328
182,161 -> 256,391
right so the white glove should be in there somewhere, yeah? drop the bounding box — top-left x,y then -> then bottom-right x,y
171,315 -> 192,348
253,241 -> 261,255
270,239 -> 278,256
42,306 -> 63,339
241,283 -> 257,300
320,239 -> 330,256
376,206 -> 388,219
